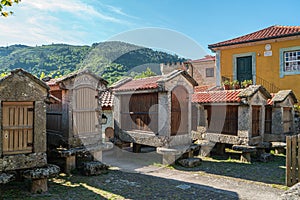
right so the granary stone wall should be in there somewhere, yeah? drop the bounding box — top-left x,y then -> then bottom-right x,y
0,69 -> 49,173
0,71 -> 48,157
162,73 -> 194,146
0,153 -> 47,172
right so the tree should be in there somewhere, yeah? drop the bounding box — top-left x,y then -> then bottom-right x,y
1,0 -> 21,17
134,67 -> 157,79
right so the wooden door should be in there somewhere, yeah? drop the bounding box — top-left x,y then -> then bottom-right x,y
252,106 -> 260,137
171,86 -> 188,136
237,56 -> 252,83
73,87 -> 98,136
2,102 -> 34,155
264,106 -> 272,134
128,93 -> 158,132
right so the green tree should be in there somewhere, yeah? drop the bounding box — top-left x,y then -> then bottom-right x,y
1,0 -> 21,17
39,71 -> 46,79
134,67 -> 157,79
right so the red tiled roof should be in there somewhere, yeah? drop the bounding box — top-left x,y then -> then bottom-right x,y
113,76 -> 161,91
191,55 -> 216,62
192,90 -> 241,103
267,93 -> 276,105
46,79 -> 58,86
100,90 -> 113,108
209,25 -> 300,48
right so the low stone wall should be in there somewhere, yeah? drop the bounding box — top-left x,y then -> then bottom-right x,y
205,133 -> 248,145
119,130 -> 170,147
0,153 -> 47,172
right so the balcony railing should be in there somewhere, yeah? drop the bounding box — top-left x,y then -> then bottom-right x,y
221,75 -> 280,93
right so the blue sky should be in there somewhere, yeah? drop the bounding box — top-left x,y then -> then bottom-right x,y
1,0 -> 299,59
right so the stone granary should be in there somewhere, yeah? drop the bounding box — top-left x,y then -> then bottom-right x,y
265,90 -> 298,142
0,69 -> 59,193
192,85 -> 298,162
45,70 -> 113,173
112,70 -> 198,164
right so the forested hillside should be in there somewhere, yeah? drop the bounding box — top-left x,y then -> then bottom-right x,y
0,41 -> 185,84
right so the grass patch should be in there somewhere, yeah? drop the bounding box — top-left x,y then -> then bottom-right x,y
173,150 -> 286,187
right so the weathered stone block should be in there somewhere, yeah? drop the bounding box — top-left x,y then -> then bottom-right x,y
0,153 -> 47,172
23,164 -> 60,180
82,161 -> 108,176
178,158 -> 202,168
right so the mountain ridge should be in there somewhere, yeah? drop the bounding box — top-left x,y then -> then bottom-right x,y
0,41 -> 186,84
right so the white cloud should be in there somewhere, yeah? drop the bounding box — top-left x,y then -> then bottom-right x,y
0,0 -> 136,46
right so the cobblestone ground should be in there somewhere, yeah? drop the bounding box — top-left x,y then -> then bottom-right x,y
0,169 -> 239,200
0,147 -> 285,200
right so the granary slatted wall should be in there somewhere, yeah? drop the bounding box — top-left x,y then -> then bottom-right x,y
73,87 -> 98,135
2,102 -> 34,155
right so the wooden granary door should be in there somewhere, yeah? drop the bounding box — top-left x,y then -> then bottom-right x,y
171,86 -> 188,136
73,87 -> 98,136
2,102 -> 34,155
252,105 -> 261,137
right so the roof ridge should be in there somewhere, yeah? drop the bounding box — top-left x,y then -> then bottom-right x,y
133,75 -> 162,81
209,25 -> 300,49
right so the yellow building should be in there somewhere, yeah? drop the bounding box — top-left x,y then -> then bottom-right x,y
208,25 -> 300,101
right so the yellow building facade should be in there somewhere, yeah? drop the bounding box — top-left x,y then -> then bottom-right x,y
209,25 -> 300,101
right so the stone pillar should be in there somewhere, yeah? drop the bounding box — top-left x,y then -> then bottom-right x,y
31,178 -> 48,193
260,105 -> 265,143
198,105 -> 206,127
238,105 -> 250,145
61,89 -> 69,143
272,107 -> 283,135
162,154 -> 177,165
113,94 -> 121,138
133,143 -> 142,153
91,151 -> 102,161
34,101 -> 47,153
215,143 -> 226,155
65,155 -> 76,174
158,92 -> 169,136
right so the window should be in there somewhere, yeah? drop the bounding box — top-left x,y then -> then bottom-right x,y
284,50 -> 300,72
206,68 -> 214,77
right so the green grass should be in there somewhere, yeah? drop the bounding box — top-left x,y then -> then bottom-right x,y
172,149 -> 286,188
0,150 -> 288,199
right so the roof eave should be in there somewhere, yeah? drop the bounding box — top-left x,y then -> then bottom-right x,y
208,32 -> 300,50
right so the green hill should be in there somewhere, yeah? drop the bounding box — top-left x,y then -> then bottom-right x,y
0,41 -> 185,84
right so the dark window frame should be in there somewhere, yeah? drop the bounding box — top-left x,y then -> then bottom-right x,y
206,68 -> 214,77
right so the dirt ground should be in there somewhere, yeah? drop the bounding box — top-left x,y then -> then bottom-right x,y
0,146 -> 286,200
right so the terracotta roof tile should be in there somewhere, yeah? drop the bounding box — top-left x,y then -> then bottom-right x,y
100,90 -> 113,107
46,79 -> 58,86
209,25 -> 300,48
192,90 -> 241,103
190,55 -> 216,62
267,93 -> 275,105
113,76 -> 162,91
